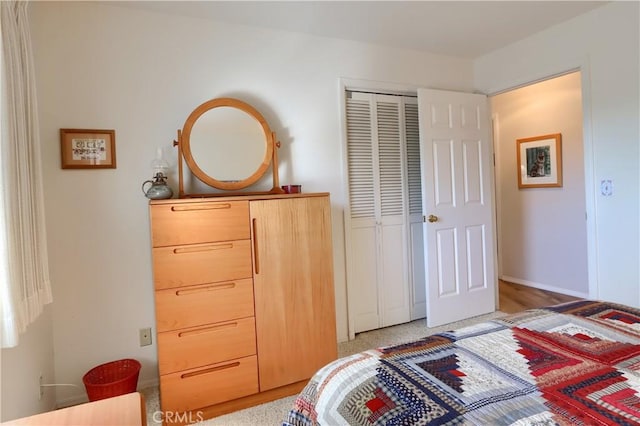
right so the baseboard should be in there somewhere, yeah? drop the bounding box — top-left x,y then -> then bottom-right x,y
56,377 -> 159,409
500,276 -> 589,299
138,377 -> 160,391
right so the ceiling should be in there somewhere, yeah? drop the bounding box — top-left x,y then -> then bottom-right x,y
117,1 -> 607,59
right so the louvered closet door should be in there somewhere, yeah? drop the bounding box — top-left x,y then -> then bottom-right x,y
345,92 -> 411,333
376,98 -> 410,328
405,100 -> 426,320
346,94 -> 380,333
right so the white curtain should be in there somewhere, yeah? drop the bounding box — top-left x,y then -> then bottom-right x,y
0,0 -> 52,348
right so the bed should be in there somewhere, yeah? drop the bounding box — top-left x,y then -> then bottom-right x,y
284,300 -> 640,425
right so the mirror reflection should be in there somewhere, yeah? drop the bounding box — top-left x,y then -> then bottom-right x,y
190,106 -> 267,182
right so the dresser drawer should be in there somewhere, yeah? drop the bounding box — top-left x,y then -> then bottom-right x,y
155,278 -> 254,332
150,200 -> 249,247
157,317 -> 256,375
160,355 -> 259,413
153,239 -> 252,290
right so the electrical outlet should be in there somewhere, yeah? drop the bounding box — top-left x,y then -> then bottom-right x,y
139,327 -> 152,346
39,373 -> 43,400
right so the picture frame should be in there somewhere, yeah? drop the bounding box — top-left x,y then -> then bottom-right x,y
516,133 -> 562,188
60,129 -> 116,169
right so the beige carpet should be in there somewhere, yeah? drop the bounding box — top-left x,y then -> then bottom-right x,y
142,311 -> 507,426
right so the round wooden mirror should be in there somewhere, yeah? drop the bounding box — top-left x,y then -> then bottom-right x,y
178,97 -> 280,195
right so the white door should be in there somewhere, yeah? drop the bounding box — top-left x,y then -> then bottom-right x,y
418,88 -> 497,327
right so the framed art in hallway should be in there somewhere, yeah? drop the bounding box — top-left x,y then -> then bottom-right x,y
60,128 -> 116,169
516,133 -> 562,188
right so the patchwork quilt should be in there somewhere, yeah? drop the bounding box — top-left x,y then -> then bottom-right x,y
284,301 -> 640,425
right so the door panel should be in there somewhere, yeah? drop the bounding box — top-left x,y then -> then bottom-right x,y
350,224 -> 380,333
433,140 -> 455,206
419,88 -> 497,327
466,225 -> 487,291
435,227 -> 458,296
460,103 -> 480,130
428,103 -> 452,129
462,140 -> 483,204
380,222 -> 410,327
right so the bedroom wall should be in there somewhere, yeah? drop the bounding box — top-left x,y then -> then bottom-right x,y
27,1 -> 474,407
474,1 -> 640,306
0,308 -> 56,421
491,72 -> 588,297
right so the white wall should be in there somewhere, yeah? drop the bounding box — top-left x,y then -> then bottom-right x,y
28,1 -> 474,406
0,307 -> 56,421
492,72 -> 588,296
475,1 -> 640,305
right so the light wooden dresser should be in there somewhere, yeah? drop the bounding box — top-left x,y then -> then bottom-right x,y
149,193 -> 337,423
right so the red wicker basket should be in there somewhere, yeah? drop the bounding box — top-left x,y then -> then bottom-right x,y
82,358 -> 141,401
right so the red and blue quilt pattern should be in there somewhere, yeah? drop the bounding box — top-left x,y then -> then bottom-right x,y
284,301 -> 640,425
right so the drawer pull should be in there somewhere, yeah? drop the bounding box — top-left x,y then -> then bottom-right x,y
177,322 -> 238,338
252,218 -> 259,275
173,243 -> 233,254
181,361 -> 240,379
175,282 -> 235,296
171,203 -> 232,212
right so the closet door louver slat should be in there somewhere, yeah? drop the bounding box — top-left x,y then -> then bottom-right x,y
377,102 -> 404,218
346,99 -> 375,220
404,103 -> 422,215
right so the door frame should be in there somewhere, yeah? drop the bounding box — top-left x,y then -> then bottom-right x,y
486,59 -> 597,300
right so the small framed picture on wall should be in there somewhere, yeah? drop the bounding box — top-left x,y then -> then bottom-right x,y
516,133 -> 562,188
60,128 -> 116,169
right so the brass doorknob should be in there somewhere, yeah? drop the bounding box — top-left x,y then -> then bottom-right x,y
427,214 -> 439,223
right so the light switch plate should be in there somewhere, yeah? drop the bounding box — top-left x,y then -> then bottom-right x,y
600,179 -> 613,196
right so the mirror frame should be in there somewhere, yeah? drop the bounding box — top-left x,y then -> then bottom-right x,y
175,97 -> 282,197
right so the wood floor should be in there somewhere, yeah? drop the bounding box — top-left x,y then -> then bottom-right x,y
498,280 -> 581,314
